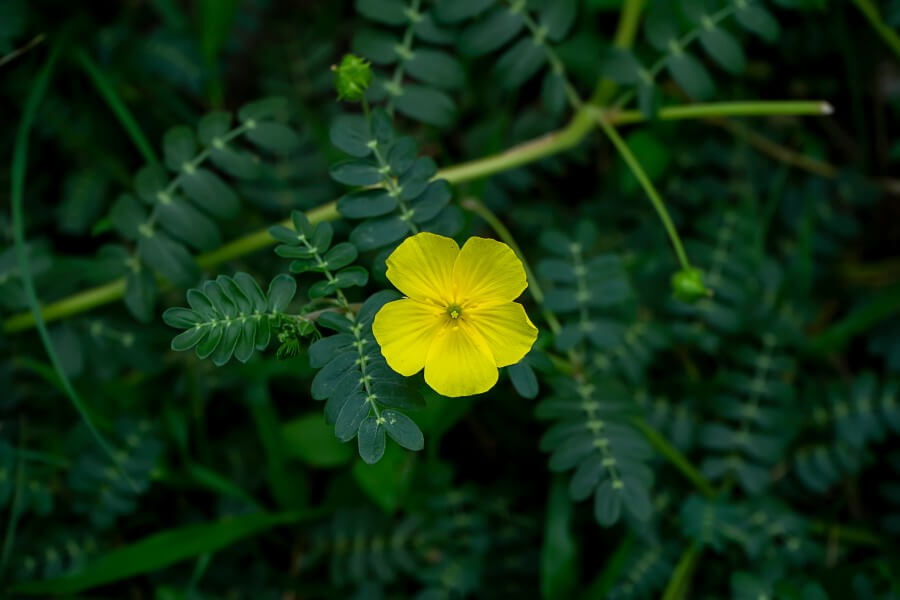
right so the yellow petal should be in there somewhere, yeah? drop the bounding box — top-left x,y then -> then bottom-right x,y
385,232 -> 459,304
424,321 -> 498,397
466,302 -> 538,367
453,237 -> 527,307
373,299 -> 445,376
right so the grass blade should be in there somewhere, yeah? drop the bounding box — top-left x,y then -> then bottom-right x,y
10,39 -> 127,486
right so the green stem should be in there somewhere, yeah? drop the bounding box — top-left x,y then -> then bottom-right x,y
810,520 -> 885,548
460,197 -> 561,334
609,100 -> 833,124
629,416 -> 716,498
0,420 -> 26,580
597,116 -> 691,270
851,0 -> 900,62
2,99 -> 831,334
10,42 -> 128,482
75,48 -> 158,164
592,0 -> 646,104
384,0 -> 421,116
660,543 -> 701,600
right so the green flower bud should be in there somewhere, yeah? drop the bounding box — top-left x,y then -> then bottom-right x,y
333,54 -> 372,102
671,267 -> 709,303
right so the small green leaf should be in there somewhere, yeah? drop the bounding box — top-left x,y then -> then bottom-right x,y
330,159 -> 383,186
163,125 -> 197,172
380,409 -> 424,451
180,168 -> 239,219
352,28 -> 399,66
324,243 -> 358,271
171,327 -> 207,352
197,111 -> 232,145
334,266 -> 369,288
509,361 -> 539,399
405,49 -> 465,89
434,0 -> 493,23
392,84 -> 456,127
266,274 -> 297,312
330,114 -> 373,157
458,5 -> 524,57
357,416 -> 386,464
156,196 -> 222,251
238,97 -> 289,121
350,216 -> 410,251
245,122 -> 301,154
735,3 -> 779,41
540,0 -> 576,41
356,0 -> 407,25
338,189 -> 398,218
137,231 -> 198,286
335,392 -> 370,441
593,479 -> 623,526
667,52 -> 714,100
110,194 -> 148,240
410,181 -> 451,223
699,27 -> 745,74
211,321 -> 241,366
496,37 -> 547,89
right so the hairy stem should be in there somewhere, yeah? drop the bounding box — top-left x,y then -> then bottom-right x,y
3,99 -> 831,333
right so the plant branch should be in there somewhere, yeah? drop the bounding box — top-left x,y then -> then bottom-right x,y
851,0 -> 900,62
592,0 -> 646,104
629,416 -> 716,498
597,115 -> 691,270
10,41 -> 129,483
75,48 -> 158,164
3,99 -> 832,334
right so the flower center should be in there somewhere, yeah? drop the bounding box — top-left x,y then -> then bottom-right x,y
447,304 -> 463,320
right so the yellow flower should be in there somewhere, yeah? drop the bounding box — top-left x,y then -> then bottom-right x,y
372,232 -> 538,397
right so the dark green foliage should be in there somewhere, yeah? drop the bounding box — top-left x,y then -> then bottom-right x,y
330,109 -> 459,253
3,0 -> 899,598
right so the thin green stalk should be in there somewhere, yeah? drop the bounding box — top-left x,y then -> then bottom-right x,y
10,41 -> 126,482
460,197 -> 561,334
851,0 -> 900,62
810,521 -> 884,548
75,48 -> 158,164
608,100 -> 833,124
661,543 -> 701,600
629,416 -> 716,498
2,99 -> 831,334
592,0 -> 646,104
384,0 -> 421,116
581,532 -> 635,599
597,116 -> 691,270
0,420 -> 27,580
